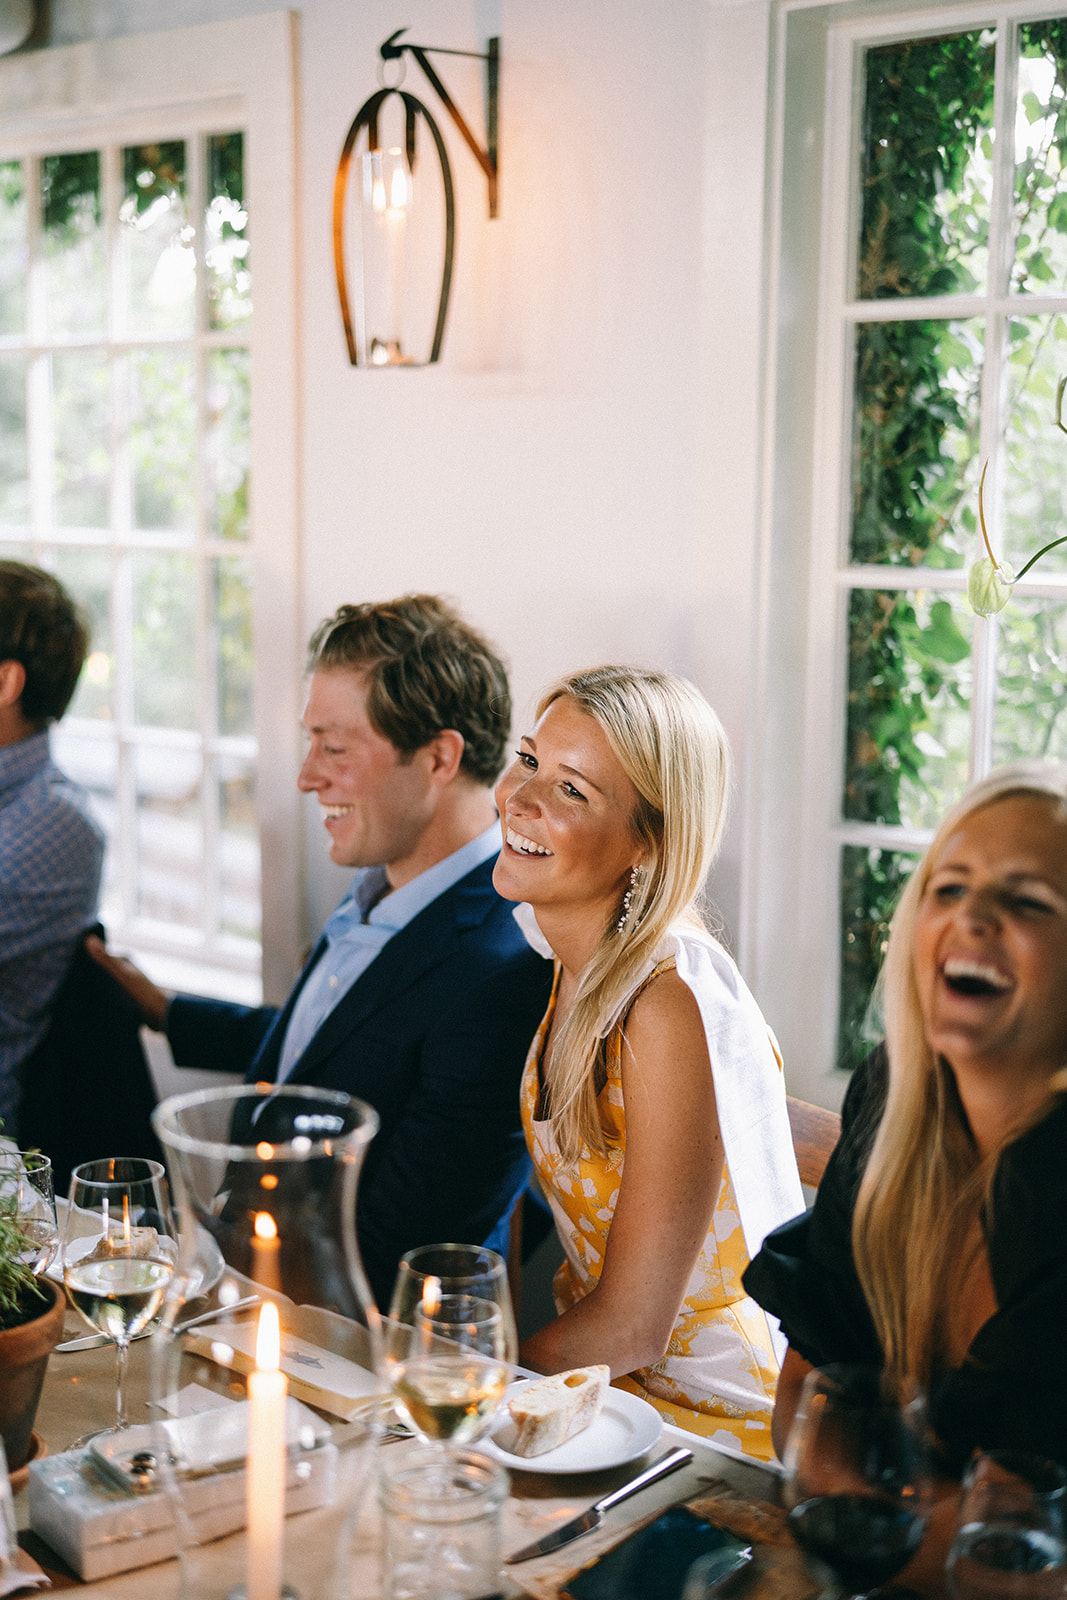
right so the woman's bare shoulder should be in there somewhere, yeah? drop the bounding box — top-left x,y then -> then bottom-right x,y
623,967 -> 707,1061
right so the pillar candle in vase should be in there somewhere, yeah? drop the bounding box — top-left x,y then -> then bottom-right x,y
246,1301 -> 288,1600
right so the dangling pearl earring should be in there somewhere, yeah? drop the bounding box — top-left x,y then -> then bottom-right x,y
616,865 -> 641,934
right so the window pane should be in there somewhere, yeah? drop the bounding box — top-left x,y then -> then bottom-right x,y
844,588 -> 972,827
135,743 -> 202,928
0,160 -> 27,336
41,151 -> 106,338
1001,312 -> 1067,573
132,551 -> 198,729
858,32 -> 994,301
214,554 -> 254,737
120,141 -> 195,338
0,355 -> 28,526
850,319 -> 982,568
1013,22 -> 1067,295
130,348 -> 196,534
838,844 -> 920,1071
994,599 -> 1067,763
52,351 -> 111,528
205,349 -> 250,539
52,546 -> 114,722
206,133 -> 250,330
219,755 -> 260,942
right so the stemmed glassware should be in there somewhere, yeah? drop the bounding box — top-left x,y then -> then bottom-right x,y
384,1245 -> 516,1463
783,1363 -> 930,1600
947,1450 -> 1067,1600
61,1157 -> 177,1439
0,1150 -> 57,1278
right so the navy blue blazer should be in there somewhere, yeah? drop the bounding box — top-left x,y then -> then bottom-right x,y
166,857 -> 552,1308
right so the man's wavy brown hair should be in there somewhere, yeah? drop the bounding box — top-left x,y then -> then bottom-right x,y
306,594 -> 511,785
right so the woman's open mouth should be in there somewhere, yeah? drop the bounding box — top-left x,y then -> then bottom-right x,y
942,957 -> 1012,998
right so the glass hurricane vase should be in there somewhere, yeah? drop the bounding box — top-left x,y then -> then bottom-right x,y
150,1084 -> 382,1600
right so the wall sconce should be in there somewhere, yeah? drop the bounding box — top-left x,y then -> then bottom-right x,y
333,28 -> 499,367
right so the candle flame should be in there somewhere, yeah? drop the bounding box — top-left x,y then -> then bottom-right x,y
122,1194 -> 132,1246
255,1301 -> 281,1373
254,1211 -> 278,1241
421,1274 -> 441,1320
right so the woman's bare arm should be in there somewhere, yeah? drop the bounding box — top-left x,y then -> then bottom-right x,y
519,970 -> 723,1377
771,1345 -> 812,1458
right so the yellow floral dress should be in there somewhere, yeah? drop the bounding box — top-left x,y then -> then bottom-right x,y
521,952 -> 790,1462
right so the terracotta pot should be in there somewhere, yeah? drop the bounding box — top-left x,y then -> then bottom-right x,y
0,1278 -> 65,1470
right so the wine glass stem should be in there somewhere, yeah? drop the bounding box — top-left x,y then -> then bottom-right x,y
115,1340 -> 130,1429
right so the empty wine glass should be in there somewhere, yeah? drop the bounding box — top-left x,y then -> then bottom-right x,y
0,1151 -> 57,1276
384,1245 -> 516,1463
62,1157 -> 177,1440
783,1363 -> 930,1600
947,1450 -> 1067,1600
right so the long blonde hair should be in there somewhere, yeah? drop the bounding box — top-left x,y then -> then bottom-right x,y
536,665 -> 731,1163
853,760 -> 1067,1395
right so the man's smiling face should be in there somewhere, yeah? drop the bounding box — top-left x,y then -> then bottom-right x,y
297,667 -> 436,873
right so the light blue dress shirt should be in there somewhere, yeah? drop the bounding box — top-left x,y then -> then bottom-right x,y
276,822 -> 502,1082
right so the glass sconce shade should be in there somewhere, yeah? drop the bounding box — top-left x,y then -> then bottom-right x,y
333,89 -> 455,367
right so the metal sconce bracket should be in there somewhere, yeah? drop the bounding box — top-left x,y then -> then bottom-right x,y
379,28 -> 499,218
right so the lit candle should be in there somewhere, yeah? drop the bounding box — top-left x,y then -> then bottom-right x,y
246,1301 -> 288,1600
251,1208 -> 281,1293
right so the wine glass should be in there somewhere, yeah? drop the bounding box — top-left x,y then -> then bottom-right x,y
384,1245 -> 516,1463
947,1450 -> 1067,1600
0,1151 -> 57,1276
62,1157 -> 177,1439
783,1363 -> 929,1600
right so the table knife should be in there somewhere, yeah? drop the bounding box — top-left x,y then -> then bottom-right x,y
55,1294 -> 261,1353
505,1444 -> 693,1564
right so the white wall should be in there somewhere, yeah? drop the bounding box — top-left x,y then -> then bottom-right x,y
35,0 -> 783,1043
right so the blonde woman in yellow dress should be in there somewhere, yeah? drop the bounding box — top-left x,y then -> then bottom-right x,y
492,665 -> 803,1459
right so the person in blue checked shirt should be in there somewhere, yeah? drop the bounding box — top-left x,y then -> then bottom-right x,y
0,562 -> 104,1133
90,595 -> 553,1309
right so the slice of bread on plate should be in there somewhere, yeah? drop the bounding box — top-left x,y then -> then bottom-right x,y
506,1365 -> 610,1457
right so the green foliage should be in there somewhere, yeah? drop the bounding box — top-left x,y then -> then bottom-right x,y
845,591 -> 971,826
859,31 -> 995,301
122,142 -> 186,215
838,846 -> 920,1073
41,151 -> 100,237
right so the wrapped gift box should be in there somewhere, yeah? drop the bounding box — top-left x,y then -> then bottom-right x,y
29,1399 -> 339,1580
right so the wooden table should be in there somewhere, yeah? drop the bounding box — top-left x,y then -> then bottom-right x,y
15,1305 -> 812,1600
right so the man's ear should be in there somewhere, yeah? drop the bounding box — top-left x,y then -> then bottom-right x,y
0,660 -> 26,712
425,728 -> 465,785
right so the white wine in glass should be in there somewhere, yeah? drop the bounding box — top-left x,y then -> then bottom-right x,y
62,1158 -> 176,1440
385,1245 -> 515,1456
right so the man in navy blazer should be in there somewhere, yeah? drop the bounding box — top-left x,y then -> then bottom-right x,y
89,595 -> 551,1309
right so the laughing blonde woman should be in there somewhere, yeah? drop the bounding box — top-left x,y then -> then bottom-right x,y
492,665 -> 803,1459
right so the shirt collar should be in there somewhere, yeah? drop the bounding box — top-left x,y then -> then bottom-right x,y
0,730 -> 51,800
332,822 -> 502,941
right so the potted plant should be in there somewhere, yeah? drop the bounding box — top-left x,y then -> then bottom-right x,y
0,1169 -> 65,1473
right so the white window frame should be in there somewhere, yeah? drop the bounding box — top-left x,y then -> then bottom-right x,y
746,0 -> 1067,1106
0,14 -> 303,1006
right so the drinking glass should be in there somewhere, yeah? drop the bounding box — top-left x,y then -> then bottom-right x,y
783,1363 -> 929,1600
384,1245 -> 516,1461
61,1157 -> 176,1438
0,1151 -> 57,1276
947,1450 -> 1067,1600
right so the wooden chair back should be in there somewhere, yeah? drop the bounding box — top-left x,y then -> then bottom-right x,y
786,1095 -> 842,1191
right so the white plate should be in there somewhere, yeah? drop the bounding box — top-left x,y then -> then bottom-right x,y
483,1381 -> 663,1473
